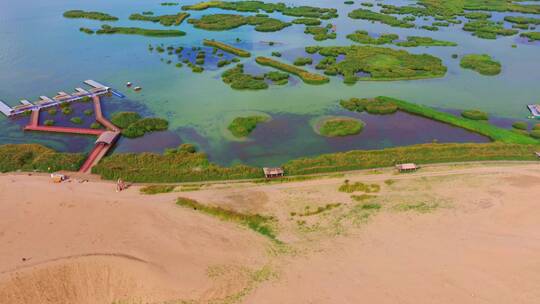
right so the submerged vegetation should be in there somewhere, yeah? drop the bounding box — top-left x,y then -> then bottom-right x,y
309,45 -> 447,83
63,10 -> 118,21
317,117 -> 365,137
228,115 -> 270,137
129,12 -> 190,26
255,56 -> 329,85
96,25 -> 185,37
203,39 -> 251,57
460,54 -> 501,76
188,14 -> 291,32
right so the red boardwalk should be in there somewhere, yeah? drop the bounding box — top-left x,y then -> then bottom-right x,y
24,125 -> 105,136
79,143 -> 107,173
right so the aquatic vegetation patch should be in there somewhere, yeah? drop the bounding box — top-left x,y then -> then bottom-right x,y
460,54 -> 501,76
70,117 -> 83,125
395,36 -> 457,47
316,117 -> 365,137
63,10 -> 118,21
44,120 -> 54,126
129,12 -> 190,26
188,14 -> 291,32
79,27 -> 94,34
340,97 -> 398,115
505,16 -> 540,25
461,109 -> 489,121
347,31 -> 398,45
96,25 -> 186,37
293,57 -> 313,66
465,12 -> 492,19
264,71 -> 289,85
228,115 -> 270,137
255,56 -> 330,85
221,64 -> 269,90
182,1 -> 338,19
122,118 -> 169,138
140,185 -> 176,195
463,20 -> 518,39
0,144 -> 85,173
304,25 -> 337,41
521,31 -> 540,41
292,18 -> 321,26
512,121 -> 529,130
203,39 -> 251,57
348,8 -> 415,28
310,45 -> 447,83
111,112 -> 142,128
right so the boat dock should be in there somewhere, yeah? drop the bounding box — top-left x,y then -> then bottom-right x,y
527,104 -> 540,118
0,80 -> 117,117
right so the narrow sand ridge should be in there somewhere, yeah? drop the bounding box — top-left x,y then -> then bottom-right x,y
1,162 -> 540,303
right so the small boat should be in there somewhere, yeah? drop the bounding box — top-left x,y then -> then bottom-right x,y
126,82 -> 132,87
527,104 -> 540,118
133,86 -> 142,92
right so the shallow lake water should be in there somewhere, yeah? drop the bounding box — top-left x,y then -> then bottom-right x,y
0,0 -> 539,166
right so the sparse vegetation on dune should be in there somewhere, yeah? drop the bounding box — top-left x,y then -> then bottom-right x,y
140,185 -> 176,194
176,197 -> 278,240
339,180 -> 380,193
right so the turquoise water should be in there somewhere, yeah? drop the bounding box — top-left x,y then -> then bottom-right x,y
1,0 -> 539,165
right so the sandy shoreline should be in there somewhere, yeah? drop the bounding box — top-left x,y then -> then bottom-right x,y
1,162 -> 539,303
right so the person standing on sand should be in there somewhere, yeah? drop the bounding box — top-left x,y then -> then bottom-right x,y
116,178 -> 125,192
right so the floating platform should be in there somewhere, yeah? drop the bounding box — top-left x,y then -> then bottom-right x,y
0,80 -> 123,117
527,104 -> 540,118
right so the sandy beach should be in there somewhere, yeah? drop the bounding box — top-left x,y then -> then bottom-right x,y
1,162 -> 539,304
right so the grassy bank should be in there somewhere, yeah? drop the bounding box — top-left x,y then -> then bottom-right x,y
255,56 -> 329,84
283,143 -> 539,175
0,144 -> 85,173
203,39 -> 251,57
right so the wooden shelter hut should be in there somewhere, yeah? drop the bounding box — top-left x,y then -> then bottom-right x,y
263,167 -> 284,178
395,163 -> 418,173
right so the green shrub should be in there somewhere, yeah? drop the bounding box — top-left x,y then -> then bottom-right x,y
83,109 -> 93,116
62,107 -> 72,115
339,180 -> 380,193
461,109 -> 489,120
47,108 -> 57,115
140,185 -> 176,194
293,57 -> 313,66
70,117 -> 83,124
221,64 -> 269,90
512,121 -> 529,130
44,120 -> 54,126
90,122 -> 101,129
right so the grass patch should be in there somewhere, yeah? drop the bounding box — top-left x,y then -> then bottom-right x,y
304,25 -> 337,41
394,202 -> 439,213
228,115 -> 270,137
339,180 -> 380,193
176,197 -> 278,241
460,54 -> 501,76
221,64 -> 269,90
351,194 -> 377,202
203,39 -> 251,57
70,117 -> 83,124
348,8 -> 414,28
255,56 -> 329,84
140,185 -> 176,194
512,121 -> 529,130
111,112 -> 142,128
122,118 -> 169,138
340,97 -> 398,114
463,20 -> 518,39
290,203 -> 342,217
317,117 -> 365,137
